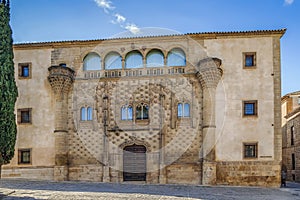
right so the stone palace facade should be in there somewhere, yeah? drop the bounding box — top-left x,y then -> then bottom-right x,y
2,29 -> 285,187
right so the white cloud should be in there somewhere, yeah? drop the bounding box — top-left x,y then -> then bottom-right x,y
125,24 -> 141,34
94,0 -> 114,11
115,14 -> 126,24
284,0 -> 294,5
94,0 -> 140,35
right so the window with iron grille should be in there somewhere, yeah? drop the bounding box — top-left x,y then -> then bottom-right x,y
136,104 -> 149,120
243,100 -> 258,116
18,63 -> 32,78
18,149 -> 31,164
244,143 -> 258,159
243,52 -> 256,68
17,108 -> 32,124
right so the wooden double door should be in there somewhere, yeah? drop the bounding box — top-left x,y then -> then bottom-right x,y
123,145 -> 146,181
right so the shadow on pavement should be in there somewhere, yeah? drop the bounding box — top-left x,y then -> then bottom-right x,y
0,180 -> 298,200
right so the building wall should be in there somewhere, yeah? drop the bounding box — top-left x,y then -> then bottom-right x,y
2,49 -> 56,180
205,37 -> 276,161
2,30 -> 285,186
204,36 -> 282,186
282,92 -> 300,182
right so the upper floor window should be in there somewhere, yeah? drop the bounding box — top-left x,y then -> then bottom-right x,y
243,52 -> 256,68
243,100 -> 258,117
178,103 -> 190,118
81,107 -> 93,121
83,53 -> 101,71
121,105 -> 133,120
105,52 -> 122,70
146,49 -> 164,67
125,51 -> 143,69
87,107 -> 93,121
136,103 -> 149,120
18,63 -> 31,79
17,108 -> 32,124
167,48 -> 186,67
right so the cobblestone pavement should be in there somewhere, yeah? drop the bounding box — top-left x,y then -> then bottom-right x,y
0,180 -> 300,200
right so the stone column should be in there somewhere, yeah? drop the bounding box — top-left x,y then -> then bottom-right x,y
197,58 -> 222,185
102,96 -> 110,182
48,66 -> 75,181
159,94 -> 167,184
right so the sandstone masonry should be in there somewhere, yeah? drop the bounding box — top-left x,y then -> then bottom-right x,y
2,29 -> 286,187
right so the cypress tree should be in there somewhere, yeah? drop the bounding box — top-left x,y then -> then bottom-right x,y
0,0 -> 18,178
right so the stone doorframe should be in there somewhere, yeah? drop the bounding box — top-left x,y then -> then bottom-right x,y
119,137 -> 152,182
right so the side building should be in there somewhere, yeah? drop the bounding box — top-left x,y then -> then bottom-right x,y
282,91 -> 300,182
2,29 -> 285,187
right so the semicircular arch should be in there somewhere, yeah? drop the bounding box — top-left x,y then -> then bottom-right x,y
125,50 -> 144,69
104,51 -> 123,70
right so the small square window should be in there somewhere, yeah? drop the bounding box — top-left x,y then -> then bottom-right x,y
18,63 -> 32,79
18,149 -> 31,164
18,108 -> 32,124
244,143 -> 258,159
243,52 -> 256,68
243,100 -> 258,117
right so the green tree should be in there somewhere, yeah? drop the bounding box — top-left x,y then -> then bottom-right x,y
0,0 -> 18,178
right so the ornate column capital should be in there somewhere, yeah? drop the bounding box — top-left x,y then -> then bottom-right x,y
48,66 -> 75,99
196,57 -> 223,90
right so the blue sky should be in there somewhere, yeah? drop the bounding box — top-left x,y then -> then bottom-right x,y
10,0 -> 300,95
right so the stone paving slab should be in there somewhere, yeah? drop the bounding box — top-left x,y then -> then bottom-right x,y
1,180 -> 300,200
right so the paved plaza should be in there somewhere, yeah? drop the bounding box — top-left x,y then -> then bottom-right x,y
0,180 -> 300,200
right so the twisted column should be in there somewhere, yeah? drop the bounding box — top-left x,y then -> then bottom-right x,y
197,58 -> 222,185
48,66 -> 75,181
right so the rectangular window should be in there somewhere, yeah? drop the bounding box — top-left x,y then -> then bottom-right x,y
243,52 -> 256,68
18,149 -> 31,164
292,153 -> 296,170
244,143 -> 258,159
18,63 -> 32,79
18,108 -> 32,124
291,126 -> 295,146
178,103 -> 183,117
136,104 -> 149,120
243,100 -> 258,116
178,103 -> 191,118
121,106 -> 133,121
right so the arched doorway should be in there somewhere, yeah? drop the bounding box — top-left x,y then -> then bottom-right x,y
123,144 -> 146,181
